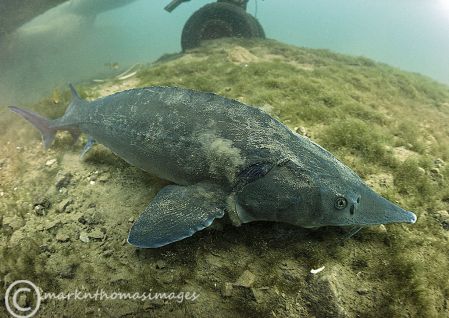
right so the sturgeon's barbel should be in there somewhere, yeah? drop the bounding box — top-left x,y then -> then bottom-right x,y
9,85 -> 417,248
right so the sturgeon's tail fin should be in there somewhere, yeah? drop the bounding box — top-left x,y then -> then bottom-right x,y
9,106 -> 56,150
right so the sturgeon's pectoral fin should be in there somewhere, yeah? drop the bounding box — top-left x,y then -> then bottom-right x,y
233,162 -> 274,192
128,183 -> 227,248
80,136 -> 96,159
232,158 -> 294,192
238,162 -> 273,182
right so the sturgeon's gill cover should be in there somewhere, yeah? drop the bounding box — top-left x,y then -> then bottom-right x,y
9,85 -> 417,248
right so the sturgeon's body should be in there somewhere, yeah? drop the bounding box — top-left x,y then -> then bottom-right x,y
69,86 -> 291,187
10,85 -> 417,248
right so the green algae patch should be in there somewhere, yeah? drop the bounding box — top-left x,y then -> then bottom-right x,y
1,39 -> 449,317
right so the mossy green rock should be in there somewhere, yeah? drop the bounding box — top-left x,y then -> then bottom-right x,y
1,39 -> 448,317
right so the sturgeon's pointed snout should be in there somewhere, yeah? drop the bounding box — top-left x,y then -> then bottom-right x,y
359,187 -> 417,225
403,210 -> 417,224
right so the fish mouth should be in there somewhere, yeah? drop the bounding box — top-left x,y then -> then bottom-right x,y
363,209 -> 417,226
329,210 -> 417,227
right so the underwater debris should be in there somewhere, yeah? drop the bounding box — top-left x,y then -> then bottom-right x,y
310,266 -> 325,275
115,64 -> 140,81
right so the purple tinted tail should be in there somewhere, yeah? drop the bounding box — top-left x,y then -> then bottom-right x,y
9,106 -> 56,149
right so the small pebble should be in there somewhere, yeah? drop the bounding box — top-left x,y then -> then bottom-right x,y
235,270 -> 256,288
44,220 -> 61,230
57,198 -> 73,213
102,250 -> 113,257
79,231 -> 90,243
55,172 -> 72,189
222,282 -> 233,297
156,260 -> 166,269
34,197 -> 51,209
357,288 -> 369,295
18,294 -> 28,308
40,244 -> 53,253
78,209 -> 103,225
56,232 -> 70,242
430,167 -> 440,174
45,158 -> 57,167
295,126 -> 307,136
88,229 -> 105,240
3,273 -> 14,286
434,158 -> 445,167
34,205 -> 46,216
442,221 -> 449,230
369,224 -> 387,234
435,210 -> 449,218
251,288 -> 264,303
98,174 -> 110,182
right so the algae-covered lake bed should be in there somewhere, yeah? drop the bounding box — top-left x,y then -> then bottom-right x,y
1,39 -> 449,317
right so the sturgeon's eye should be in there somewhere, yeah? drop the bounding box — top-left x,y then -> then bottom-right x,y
334,196 -> 348,210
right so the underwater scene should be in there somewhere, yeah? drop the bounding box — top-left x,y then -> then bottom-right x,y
0,0 -> 449,317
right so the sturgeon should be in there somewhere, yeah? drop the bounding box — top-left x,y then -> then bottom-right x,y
9,85 -> 417,248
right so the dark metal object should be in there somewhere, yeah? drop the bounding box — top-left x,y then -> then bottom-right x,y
180,2 -> 264,51
217,0 -> 249,10
167,0 -> 264,51
164,0 -> 191,12
165,0 -> 249,12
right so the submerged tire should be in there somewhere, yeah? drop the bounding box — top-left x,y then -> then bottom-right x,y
248,14 -> 265,38
181,2 -> 265,51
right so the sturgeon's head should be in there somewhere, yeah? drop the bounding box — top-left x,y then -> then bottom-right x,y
315,181 -> 417,227
234,159 -> 416,228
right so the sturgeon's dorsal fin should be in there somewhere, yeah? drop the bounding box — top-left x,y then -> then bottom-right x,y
69,83 -> 82,102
